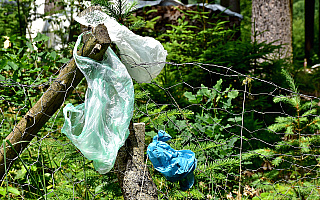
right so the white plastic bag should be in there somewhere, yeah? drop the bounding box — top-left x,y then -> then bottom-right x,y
75,9 -> 167,83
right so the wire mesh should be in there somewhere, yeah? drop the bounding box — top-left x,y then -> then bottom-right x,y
1,54 -> 320,200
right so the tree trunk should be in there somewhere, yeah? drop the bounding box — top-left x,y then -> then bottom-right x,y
114,123 -> 158,200
252,0 -> 293,61
305,0 -> 315,66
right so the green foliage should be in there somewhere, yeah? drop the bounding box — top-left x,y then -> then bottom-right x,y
159,15 -> 233,64
135,8 -> 288,111
2,0 -> 320,199
243,70 -> 320,199
183,80 -> 239,141
0,0 -> 31,38
92,0 -> 137,24
2,134 -> 124,199
292,0 -> 320,67
269,70 -> 320,140
161,80 -> 244,197
240,0 -> 252,41
0,33 -> 71,140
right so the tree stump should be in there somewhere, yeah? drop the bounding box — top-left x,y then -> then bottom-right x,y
114,123 -> 158,200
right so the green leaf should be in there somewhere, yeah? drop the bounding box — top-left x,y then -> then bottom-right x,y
302,108 -> 317,116
0,186 -> 20,196
273,95 -> 286,103
30,165 -> 37,171
42,65 -> 49,70
34,32 -> 49,42
145,9 -> 158,15
228,137 -> 238,147
50,51 -> 57,60
271,156 -> 283,167
228,90 -> 238,99
0,187 -> 5,196
26,42 -> 34,51
7,61 -> 18,70
57,57 -> 69,63
17,48 -> 23,55
7,187 -> 20,195
198,84 -> 210,97
184,91 -> 197,103
38,52 -> 46,57
213,79 -> 223,91
145,131 -> 157,138
15,168 -> 27,180
95,182 -> 107,193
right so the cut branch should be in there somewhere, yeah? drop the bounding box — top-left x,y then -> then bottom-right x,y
0,21 -> 111,181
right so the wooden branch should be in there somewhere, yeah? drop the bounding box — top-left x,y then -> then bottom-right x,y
0,22 -> 111,181
114,123 -> 158,199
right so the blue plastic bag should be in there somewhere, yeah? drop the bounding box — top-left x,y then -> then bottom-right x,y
147,130 -> 197,190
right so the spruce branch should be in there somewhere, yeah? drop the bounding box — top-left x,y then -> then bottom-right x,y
91,0 -> 137,24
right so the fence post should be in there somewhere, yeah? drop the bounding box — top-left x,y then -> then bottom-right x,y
114,122 -> 158,199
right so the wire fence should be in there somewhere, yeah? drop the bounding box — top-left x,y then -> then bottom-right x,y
1,53 -> 320,200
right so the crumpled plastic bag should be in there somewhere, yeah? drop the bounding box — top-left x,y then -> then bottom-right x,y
75,9 -> 167,83
147,130 -> 197,191
61,32 -> 134,174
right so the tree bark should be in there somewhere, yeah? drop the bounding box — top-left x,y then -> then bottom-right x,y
252,0 -> 293,61
305,0 -> 315,66
0,22 -> 111,181
114,123 -> 158,200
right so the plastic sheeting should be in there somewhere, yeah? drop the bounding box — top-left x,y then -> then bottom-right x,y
147,130 -> 197,191
75,9 -> 167,83
61,32 -> 134,174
